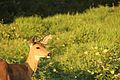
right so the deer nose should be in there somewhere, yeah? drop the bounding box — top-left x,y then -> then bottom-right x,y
46,52 -> 51,58
48,52 -> 51,56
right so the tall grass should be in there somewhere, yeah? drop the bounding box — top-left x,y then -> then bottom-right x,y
0,6 -> 120,80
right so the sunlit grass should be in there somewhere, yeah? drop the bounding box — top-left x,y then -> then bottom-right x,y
0,6 -> 120,80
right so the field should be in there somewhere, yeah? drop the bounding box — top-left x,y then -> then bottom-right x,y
0,6 -> 120,80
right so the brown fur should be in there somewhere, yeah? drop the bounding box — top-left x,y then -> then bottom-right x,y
0,60 -> 10,80
0,60 -> 32,80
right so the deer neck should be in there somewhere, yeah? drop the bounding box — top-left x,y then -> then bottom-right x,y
26,51 -> 40,74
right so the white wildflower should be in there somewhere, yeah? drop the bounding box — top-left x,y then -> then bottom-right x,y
95,52 -> 100,55
75,76 -> 77,78
94,46 -> 98,49
103,49 -> 108,53
84,51 -> 88,54
53,68 -> 57,72
70,67 -> 73,69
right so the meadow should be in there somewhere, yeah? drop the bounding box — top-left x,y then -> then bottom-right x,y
0,6 -> 120,80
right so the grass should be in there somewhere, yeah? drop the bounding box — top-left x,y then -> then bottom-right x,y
0,6 -> 120,80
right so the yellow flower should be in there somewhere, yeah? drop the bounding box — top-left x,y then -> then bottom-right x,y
103,49 -> 108,53
95,52 -> 100,55
84,51 -> 88,54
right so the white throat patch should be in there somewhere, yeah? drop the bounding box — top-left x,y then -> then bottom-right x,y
34,55 -> 50,60
34,55 -> 40,61
34,55 -> 46,61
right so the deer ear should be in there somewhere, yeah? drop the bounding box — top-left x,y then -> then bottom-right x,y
40,35 -> 52,45
29,36 -> 36,47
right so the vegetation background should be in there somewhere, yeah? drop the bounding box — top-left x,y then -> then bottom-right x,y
0,0 -> 120,80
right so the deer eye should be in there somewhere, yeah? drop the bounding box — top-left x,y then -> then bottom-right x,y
36,47 -> 40,49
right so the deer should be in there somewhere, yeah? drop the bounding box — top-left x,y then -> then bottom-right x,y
0,35 -> 52,80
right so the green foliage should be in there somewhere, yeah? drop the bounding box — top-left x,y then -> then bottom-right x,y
0,6 -> 120,80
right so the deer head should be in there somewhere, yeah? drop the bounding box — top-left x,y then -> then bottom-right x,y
28,35 -> 52,60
